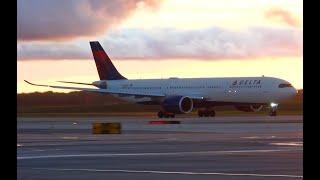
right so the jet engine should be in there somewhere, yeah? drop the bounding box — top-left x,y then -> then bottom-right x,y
161,96 -> 193,114
235,105 -> 264,112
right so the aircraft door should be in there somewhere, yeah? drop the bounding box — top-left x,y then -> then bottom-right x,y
162,79 -> 170,95
163,78 -> 176,95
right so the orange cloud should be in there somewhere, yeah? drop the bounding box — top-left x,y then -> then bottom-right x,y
265,7 -> 300,27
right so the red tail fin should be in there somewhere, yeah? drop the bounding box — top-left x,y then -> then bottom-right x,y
90,41 -> 126,80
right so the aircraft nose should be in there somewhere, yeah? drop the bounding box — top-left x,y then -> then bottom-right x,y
289,87 -> 298,97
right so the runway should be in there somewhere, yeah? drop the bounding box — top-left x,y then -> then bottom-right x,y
17,116 -> 303,180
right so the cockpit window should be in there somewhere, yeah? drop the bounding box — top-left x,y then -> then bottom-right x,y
278,83 -> 293,88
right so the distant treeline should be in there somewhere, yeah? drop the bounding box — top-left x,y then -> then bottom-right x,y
17,90 -> 303,114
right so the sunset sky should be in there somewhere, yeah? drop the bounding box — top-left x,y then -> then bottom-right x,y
17,0 -> 303,93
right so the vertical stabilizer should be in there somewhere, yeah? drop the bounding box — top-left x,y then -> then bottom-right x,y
90,41 -> 126,80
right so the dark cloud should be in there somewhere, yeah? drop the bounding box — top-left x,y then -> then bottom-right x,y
265,7 -> 300,27
18,26 -> 302,60
17,43 -> 90,60
17,0 -> 161,41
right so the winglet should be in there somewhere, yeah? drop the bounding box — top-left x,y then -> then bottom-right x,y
24,80 -> 34,85
24,80 -> 48,87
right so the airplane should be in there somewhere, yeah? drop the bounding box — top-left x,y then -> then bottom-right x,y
25,41 -> 297,118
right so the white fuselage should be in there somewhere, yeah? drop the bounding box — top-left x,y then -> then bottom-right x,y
94,76 -> 297,104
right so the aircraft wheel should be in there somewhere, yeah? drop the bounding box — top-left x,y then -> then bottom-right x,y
158,111 -> 164,118
269,111 -> 277,116
210,110 -> 216,117
198,110 -> 204,117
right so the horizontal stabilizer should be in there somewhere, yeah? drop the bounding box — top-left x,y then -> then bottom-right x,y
57,81 -> 93,86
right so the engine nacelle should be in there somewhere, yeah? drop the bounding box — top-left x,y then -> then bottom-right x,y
235,105 -> 263,112
161,96 -> 193,114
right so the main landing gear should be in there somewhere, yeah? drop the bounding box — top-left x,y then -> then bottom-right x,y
269,110 -> 277,116
268,103 -> 278,116
198,109 -> 216,117
158,111 -> 175,118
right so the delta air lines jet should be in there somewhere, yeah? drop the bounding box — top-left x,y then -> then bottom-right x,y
25,41 -> 297,117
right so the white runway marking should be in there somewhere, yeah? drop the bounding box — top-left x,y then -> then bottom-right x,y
61,136 -> 79,140
18,148 -> 302,160
33,168 -> 303,178
31,149 -> 45,152
242,136 -> 277,139
26,148 -> 63,152
242,136 -> 260,139
270,142 -> 303,146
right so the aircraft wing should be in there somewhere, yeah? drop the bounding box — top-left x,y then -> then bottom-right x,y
25,80 -> 105,93
25,80 -> 207,100
24,80 -> 165,97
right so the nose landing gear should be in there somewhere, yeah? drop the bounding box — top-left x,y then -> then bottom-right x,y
269,103 -> 278,116
269,110 -> 277,116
